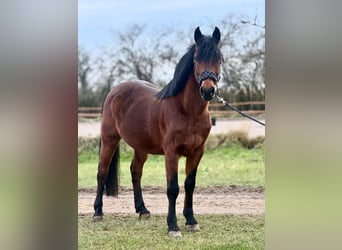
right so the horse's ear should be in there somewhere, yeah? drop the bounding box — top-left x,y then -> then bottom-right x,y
194,27 -> 202,43
212,26 -> 221,45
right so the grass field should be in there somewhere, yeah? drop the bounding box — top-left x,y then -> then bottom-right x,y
78,135 -> 265,188
78,135 -> 265,249
79,214 -> 265,250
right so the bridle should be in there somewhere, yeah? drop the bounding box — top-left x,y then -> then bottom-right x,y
195,70 -> 221,100
195,70 -> 221,86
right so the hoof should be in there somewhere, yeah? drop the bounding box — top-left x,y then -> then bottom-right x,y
139,212 -> 151,220
168,230 -> 182,238
93,215 -> 103,222
185,224 -> 200,232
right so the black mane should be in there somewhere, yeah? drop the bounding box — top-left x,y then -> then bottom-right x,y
156,45 -> 195,99
157,35 -> 222,99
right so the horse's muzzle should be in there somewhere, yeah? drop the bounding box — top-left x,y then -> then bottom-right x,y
200,86 -> 216,101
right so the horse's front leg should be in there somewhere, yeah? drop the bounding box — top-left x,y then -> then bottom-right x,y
164,151 -> 182,237
183,145 -> 204,232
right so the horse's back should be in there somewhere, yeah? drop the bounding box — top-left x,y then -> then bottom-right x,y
103,80 -> 159,110
107,80 -> 158,99
101,81 -> 164,154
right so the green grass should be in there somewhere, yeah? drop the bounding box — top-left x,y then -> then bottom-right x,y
78,141 -> 265,188
78,214 -> 264,250
78,136 -> 265,249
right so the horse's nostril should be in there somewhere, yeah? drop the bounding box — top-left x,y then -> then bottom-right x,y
200,86 -> 216,101
209,87 -> 215,95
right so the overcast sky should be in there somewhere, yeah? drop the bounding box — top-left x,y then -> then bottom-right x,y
78,0 -> 264,50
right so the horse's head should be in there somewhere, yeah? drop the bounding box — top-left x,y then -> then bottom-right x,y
193,27 -> 223,101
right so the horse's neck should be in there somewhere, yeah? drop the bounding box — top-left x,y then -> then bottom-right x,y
177,74 -> 209,116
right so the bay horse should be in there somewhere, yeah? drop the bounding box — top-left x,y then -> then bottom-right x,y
93,27 -> 223,237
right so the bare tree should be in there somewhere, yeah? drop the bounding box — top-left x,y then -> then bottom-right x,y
78,47 -> 98,106
239,32 -> 265,102
90,25 -> 180,104
110,25 -> 178,85
217,14 -> 265,105
78,15 -> 265,107
78,47 -> 91,90
93,49 -> 118,104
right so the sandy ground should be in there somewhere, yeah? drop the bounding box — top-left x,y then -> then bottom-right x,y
78,186 -> 264,216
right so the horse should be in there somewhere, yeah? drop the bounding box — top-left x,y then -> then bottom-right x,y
93,27 -> 223,237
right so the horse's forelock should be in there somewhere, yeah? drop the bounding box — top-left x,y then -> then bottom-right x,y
194,35 -> 222,65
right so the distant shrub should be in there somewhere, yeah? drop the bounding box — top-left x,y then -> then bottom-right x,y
78,137 -> 133,155
78,137 -> 100,154
206,130 -> 264,150
78,131 -> 265,155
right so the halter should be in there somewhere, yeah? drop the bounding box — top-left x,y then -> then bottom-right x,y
195,70 -> 220,101
195,70 -> 221,85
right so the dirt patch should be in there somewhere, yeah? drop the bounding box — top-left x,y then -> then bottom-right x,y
78,186 -> 264,216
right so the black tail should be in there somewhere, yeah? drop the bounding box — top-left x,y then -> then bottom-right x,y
105,145 -> 120,196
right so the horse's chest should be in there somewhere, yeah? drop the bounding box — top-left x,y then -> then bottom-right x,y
175,124 -> 210,156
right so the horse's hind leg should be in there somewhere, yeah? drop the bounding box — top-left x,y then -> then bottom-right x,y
93,134 -> 120,221
130,150 -> 150,219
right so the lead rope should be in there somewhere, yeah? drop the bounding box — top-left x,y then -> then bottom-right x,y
215,95 -> 265,126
